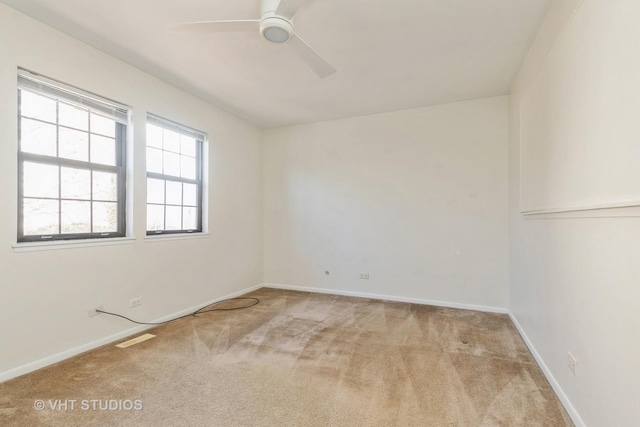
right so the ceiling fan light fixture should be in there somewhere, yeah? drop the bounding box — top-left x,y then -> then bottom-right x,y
263,26 -> 289,43
260,16 -> 293,43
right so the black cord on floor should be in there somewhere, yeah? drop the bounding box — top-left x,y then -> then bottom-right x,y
95,297 -> 259,326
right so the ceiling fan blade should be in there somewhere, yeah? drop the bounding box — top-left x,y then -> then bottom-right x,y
275,0 -> 311,19
288,34 -> 336,79
170,20 -> 259,34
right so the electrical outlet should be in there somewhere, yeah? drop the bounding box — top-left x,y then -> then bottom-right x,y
567,352 -> 577,375
88,304 -> 104,318
360,273 -> 370,279
129,297 -> 143,308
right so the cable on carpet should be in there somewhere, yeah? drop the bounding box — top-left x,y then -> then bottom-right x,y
95,297 -> 260,325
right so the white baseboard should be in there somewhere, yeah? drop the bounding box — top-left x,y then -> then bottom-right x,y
0,283 -> 263,383
508,312 -> 585,427
263,283 -> 509,314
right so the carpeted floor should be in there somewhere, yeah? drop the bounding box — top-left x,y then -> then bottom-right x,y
0,288 -> 573,426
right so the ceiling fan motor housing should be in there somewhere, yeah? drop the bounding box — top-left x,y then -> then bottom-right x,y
260,16 -> 293,43
260,0 -> 293,43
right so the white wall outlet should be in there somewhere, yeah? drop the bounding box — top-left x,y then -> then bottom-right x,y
567,352 -> 577,375
360,273 -> 370,279
129,297 -> 143,308
88,304 -> 103,318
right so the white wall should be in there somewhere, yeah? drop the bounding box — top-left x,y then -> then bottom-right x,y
518,0 -> 640,214
509,0 -> 640,426
0,4 -> 263,377
263,97 -> 509,308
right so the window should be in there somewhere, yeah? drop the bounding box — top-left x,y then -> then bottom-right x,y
146,115 -> 204,235
17,69 -> 128,242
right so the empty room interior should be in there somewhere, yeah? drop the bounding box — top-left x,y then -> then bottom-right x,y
0,0 -> 638,425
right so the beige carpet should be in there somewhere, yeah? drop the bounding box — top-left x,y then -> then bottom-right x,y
0,288 -> 573,426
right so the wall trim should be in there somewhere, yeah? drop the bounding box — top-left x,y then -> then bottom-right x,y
521,199 -> 640,216
508,312 -> 585,427
0,283 -> 263,383
264,283 -> 509,314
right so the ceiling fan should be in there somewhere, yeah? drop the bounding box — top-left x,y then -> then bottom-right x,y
171,0 -> 336,79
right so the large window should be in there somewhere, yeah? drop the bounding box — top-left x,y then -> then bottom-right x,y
146,115 -> 204,235
17,70 -> 128,242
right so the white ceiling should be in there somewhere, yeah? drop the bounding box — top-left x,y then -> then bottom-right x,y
1,0 -> 551,128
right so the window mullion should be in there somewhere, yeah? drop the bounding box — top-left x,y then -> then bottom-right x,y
146,172 -> 196,185
20,152 -> 120,175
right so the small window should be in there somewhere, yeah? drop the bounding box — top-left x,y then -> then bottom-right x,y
17,69 -> 128,242
146,115 -> 204,235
